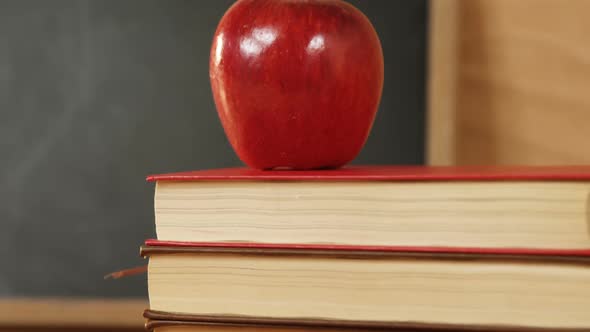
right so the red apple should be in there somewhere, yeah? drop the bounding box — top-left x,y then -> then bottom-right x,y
210,0 -> 384,170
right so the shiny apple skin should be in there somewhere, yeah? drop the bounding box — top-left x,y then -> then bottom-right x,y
210,0 -> 384,170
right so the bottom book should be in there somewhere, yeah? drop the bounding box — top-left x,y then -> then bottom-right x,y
150,326 -> 378,332
151,328 -> 350,332
147,320 -> 384,332
144,310 -> 490,332
145,315 -> 580,332
142,243 -> 590,331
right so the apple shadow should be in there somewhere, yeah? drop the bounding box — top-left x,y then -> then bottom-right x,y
264,165 -> 343,171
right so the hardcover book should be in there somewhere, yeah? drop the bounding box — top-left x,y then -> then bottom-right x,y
142,240 -> 590,331
148,165 -> 590,250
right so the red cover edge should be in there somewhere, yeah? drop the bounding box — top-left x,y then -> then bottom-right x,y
144,239 -> 590,257
146,165 -> 590,182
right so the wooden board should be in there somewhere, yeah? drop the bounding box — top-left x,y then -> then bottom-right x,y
0,298 -> 146,328
428,0 -> 590,165
427,0 -> 458,165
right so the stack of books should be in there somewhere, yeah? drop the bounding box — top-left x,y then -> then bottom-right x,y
141,165 -> 590,331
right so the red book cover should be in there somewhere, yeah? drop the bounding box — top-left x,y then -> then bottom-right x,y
147,165 -> 590,182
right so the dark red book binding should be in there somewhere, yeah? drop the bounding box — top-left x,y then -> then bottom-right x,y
143,239 -> 590,261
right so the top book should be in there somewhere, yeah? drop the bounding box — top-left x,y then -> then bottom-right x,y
148,165 -> 590,250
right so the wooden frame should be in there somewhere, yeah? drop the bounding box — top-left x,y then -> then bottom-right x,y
0,298 -> 146,328
426,0 -> 458,166
427,0 -> 590,165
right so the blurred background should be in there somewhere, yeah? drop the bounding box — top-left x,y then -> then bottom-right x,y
0,0 -> 589,331
0,0 -> 426,331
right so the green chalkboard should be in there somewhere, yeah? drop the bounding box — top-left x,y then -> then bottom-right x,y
0,0 -> 427,298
